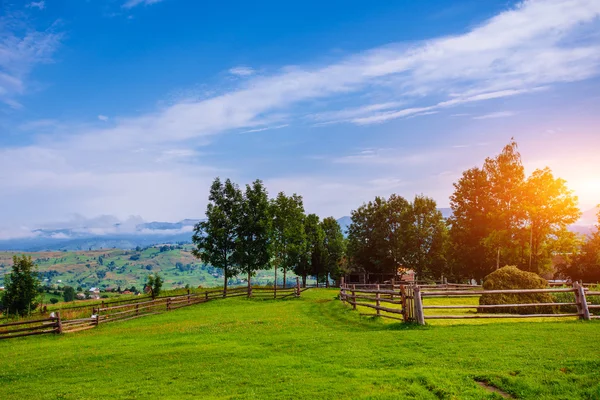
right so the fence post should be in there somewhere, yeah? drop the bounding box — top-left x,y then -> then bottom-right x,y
414,286 -> 425,325
376,284 -> 381,316
400,285 -> 408,322
205,291 -> 209,301
187,289 -> 191,305
55,311 -> 62,334
167,298 -> 171,311
340,277 -> 345,302
574,282 -> 591,320
95,311 -> 100,327
390,278 -> 395,300
135,303 -> 139,316
351,284 -> 356,310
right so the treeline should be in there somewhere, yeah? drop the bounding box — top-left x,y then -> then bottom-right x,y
192,179 -> 345,293
194,140 -> 598,286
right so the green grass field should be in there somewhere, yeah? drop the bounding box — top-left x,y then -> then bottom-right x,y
2,289 -> 600,399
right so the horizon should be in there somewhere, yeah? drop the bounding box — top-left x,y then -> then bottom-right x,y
2,0 -> 600,239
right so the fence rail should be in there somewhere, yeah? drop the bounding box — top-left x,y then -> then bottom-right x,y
0,314 -> 61,339
339,279 -> 598,325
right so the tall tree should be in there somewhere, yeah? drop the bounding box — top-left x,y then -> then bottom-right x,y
235,180 -> 272,292
448,167 -> 492,280
523,167 -> 581,273
321,217 -> 346,287
304,214 -> 325,287
2,255 -> 40,316
558,206 -> 600,282
404,195 -> 448,280
192,178 -> 243,296
270,193 -> 306,288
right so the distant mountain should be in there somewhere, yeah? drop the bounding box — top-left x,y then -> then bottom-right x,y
579,207 -> 599,225
336,216 -> 352,235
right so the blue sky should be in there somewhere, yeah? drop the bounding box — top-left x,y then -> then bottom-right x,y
1,0 -> 600,238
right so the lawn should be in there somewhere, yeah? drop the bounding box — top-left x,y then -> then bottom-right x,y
2,289 -> 600,399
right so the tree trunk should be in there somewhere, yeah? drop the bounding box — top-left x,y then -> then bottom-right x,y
283,267 -> 287,288
302,273 -> 307,288
326,273 -> 330,288
316,272 -> 319,288
247,271 -> 251,297
223,267 -> 227,298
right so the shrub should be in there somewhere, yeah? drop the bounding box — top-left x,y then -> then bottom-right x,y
50,298 -> 59,304
479,266 -> 556,314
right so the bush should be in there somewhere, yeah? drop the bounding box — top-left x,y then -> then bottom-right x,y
50,298 -> 59,304
479,266 -> 556,314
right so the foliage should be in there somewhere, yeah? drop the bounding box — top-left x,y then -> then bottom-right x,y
295,214 -> 324,286
63,286 -> 75,302
270,192 -> 306,286
235,179 -> 272,285
146,273 -> 164,299
49,298 -> 59,304
479,266 -> 555,314
558,206 -> 600,282
2,255 -> 40,316
347,194 -> 446,281
449,140 -> 580,279
192,177 -> 243,293
321,216 -> 346,283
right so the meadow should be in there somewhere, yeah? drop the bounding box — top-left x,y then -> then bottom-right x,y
2,289 -> 600,399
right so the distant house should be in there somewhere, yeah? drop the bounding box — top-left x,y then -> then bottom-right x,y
89,287 -> 100,294
88,294 -> 101,300
76,293 -> 86,300
0,286 -> 5,291
344,266 -> 415,284
122,290 -> 132,295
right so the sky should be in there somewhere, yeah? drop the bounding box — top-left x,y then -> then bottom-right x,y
1,0 -> 600,238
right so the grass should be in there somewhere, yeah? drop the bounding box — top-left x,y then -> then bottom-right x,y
2,289 -> 600,399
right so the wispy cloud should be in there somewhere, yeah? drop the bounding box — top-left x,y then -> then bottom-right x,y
0,14 -> 62,108
472,111 -> 516,120
240,124 -> 289,134
97,115 -> 109,121
229,66 -> 255,77
26,1 -> 45,10
122,0 -> 165,9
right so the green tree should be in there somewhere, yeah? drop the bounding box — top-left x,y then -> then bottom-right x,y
404,195 -> 448,281
146,273 -> 164,299
63,286 -> 76,302
321,216 -> 345,287
235,179 -> 272,292
559,206 -> 600,282
192,177 -> 243,295
523,167 -> 580,273
2,255 -> 40,316
270,192 -> 306,288
302,214 -> 325,287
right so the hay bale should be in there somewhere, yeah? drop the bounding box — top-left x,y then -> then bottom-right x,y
479,266 -> 556,314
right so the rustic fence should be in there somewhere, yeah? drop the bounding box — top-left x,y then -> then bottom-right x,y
0,279 -> 303,339
0,314 -> 62,340
339,279 -> 598,325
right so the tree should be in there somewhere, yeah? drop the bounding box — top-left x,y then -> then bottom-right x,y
559,206 -> 600,282
192,177 -> 243,295
523,168 -> 580,273
347,195 -> 412,282
321,217 -> 345,287
270,192 -> 306,288
448,140 -> 581,279
2,255 -> 40,316
63,286 -> 75,302
146,274 -> 163,299
235,179 -> 272,292
404,195 -> 448,281
301,214 -> 324,287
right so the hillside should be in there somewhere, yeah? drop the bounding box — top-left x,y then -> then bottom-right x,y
3,290 -> 600,399
0,245 -> 303,290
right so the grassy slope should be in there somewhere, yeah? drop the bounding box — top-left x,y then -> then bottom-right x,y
2,290 -> 600,399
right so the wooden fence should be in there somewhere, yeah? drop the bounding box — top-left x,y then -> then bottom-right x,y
0,280 -> 303,339
0,314 -> 62,340
339,279 -> 599,325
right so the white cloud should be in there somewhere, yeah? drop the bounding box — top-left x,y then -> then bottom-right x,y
240,124 -> 289,134
98,115 -> 109,121
472,111 -> 516,120
26,1 -> 45,10
229,66 -> 255,77
0,14 -> 61,108
123,0 -> 165,9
